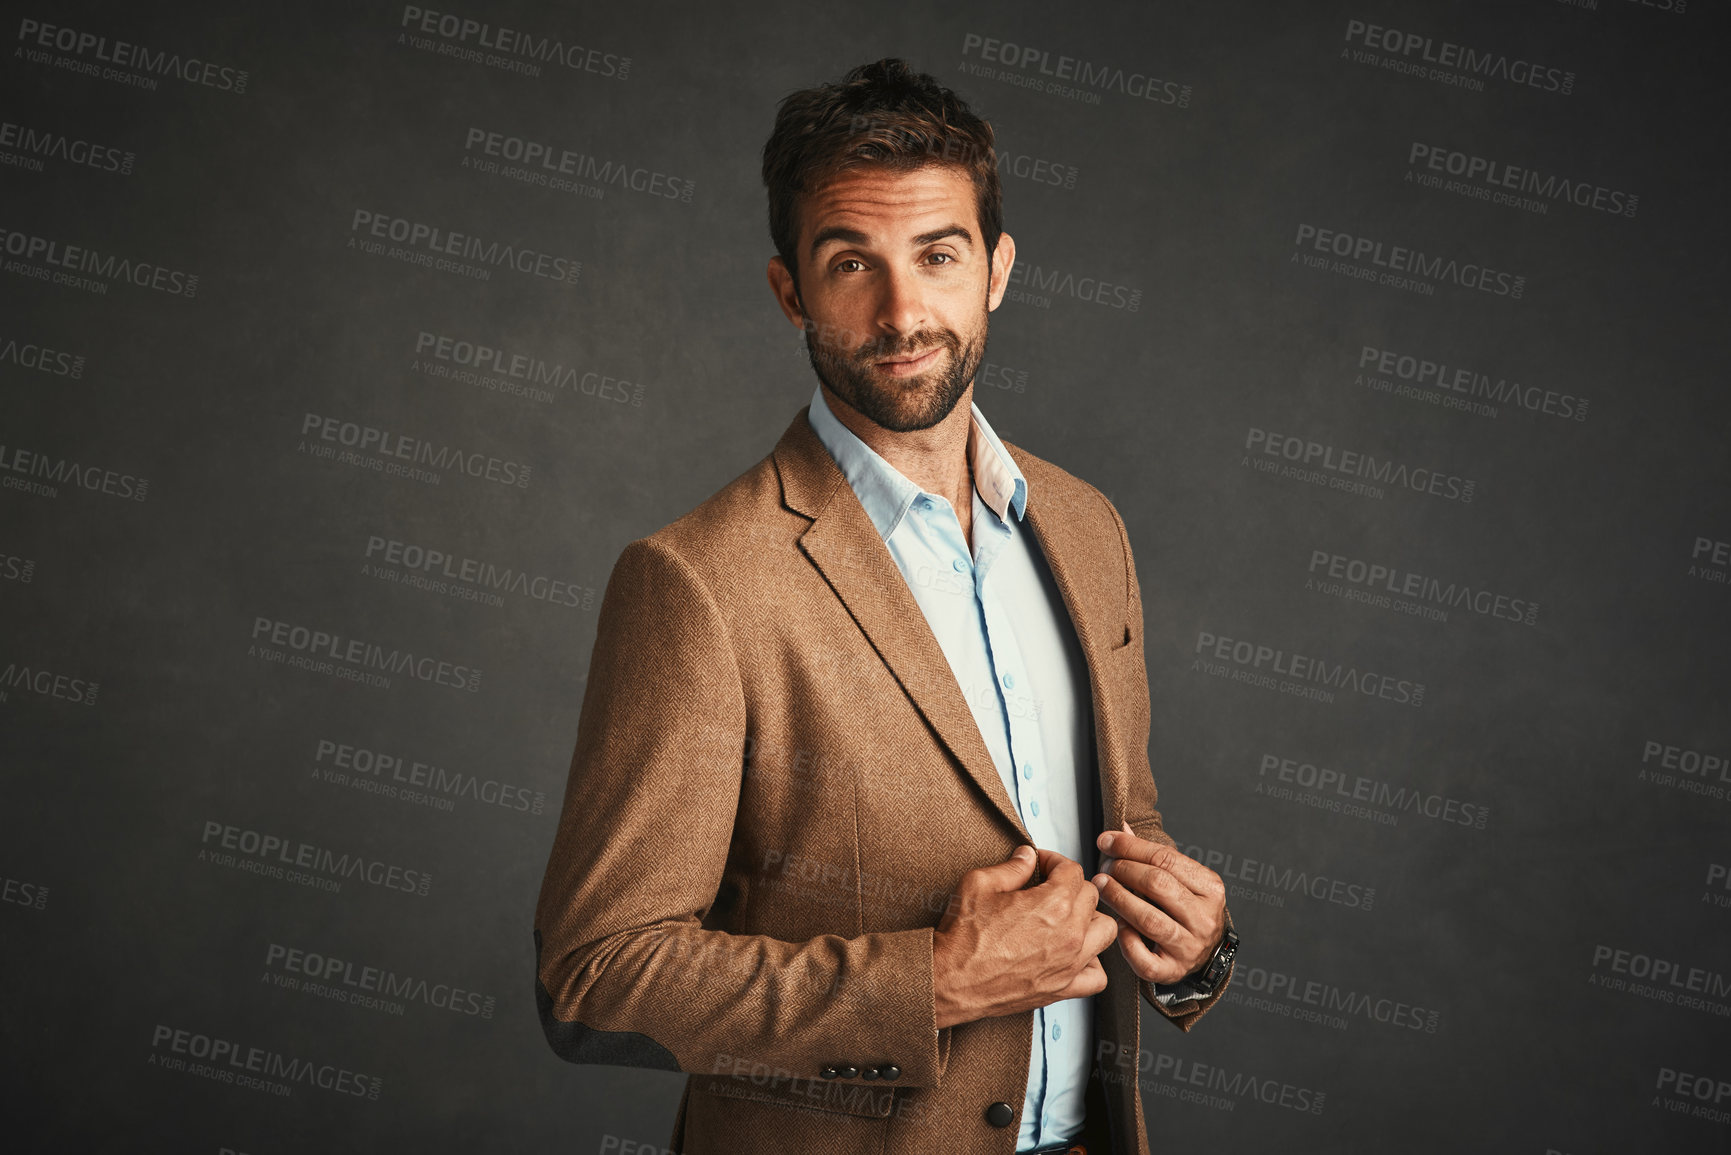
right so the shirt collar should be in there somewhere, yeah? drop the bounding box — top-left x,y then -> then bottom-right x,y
806,382 -> 1028,541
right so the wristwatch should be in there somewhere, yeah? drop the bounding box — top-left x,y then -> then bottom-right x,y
1186,925 -> 1239,995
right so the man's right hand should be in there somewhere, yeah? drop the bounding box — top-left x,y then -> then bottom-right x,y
931,845 -> 1118,1029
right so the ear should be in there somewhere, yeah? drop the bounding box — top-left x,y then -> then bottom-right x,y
767,256 -> 806,329
986,232 -> 1016,312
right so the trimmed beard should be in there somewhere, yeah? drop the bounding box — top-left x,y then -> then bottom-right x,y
805,314 -> 986,433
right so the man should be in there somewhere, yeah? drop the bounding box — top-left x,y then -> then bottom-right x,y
534,59 -> 1236,1155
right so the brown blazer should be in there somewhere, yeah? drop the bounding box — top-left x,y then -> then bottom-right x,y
533,405 -> 1230,1154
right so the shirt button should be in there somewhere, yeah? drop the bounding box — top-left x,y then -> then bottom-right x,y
1001,672 -> 1015,689
1021,762 -> 1032,780
1030,800 -> 1040,817
921,497 -> 935,511
1051,1023 -> 1062,1041
951,557 -> 967,573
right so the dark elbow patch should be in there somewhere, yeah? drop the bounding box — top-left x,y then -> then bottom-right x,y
534,929 -> 681,1070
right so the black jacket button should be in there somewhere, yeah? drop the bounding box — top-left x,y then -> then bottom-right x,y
819,1066 -> 839,1079
985,1101 -> 1015,1127
862,1066 -> 879,1079
880,1065 -> 901,1080
837,1065 -> 859,1079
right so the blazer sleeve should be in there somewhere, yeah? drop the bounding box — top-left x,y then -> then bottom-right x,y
532,535 -> 950,1088
1098,492 -> 1236,1031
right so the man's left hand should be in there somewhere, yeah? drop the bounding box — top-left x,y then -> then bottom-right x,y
1092,823 -> 1226,984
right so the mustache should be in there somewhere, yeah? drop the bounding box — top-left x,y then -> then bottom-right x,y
852,330 -> 960,362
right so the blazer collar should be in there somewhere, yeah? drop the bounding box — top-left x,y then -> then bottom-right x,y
772,406 -> 1131,842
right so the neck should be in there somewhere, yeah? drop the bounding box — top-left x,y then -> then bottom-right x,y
819,382 -> 977,520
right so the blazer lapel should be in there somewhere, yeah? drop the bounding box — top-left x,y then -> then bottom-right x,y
1019,479 -> 1132,839
1010,446 -> 1142,841
774,408 -> 1029,841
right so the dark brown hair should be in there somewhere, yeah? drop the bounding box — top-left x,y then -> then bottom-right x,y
761,58 -> 1002,293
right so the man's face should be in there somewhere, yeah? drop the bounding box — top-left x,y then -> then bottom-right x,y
768,164 -> 1015,433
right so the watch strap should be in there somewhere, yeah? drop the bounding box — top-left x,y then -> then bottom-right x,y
1152,924 -> 1239,1005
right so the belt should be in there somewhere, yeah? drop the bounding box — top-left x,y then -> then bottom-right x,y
1023,1142 -> 1087,1155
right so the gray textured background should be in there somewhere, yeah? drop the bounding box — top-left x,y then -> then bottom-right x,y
4,1 -> 1729,1151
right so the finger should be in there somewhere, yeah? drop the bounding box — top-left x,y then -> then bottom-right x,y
1140,843 -> 1223,898
1035,847 -> 1080,877
1117,920 -> 1188,984
1082,910 -> 1119,957
1099,830 -> 1223,899
1058,955 -> 1108,1000
1096,826 -> 1166,866
1107,861 -> 1213,940
1094,821 -> 1139,878
1095,822 -> 1133,861
973,845 -> 1039,892
1092,880 -> 1127,922
1034,849 -> 1084,889
1094,874 -> 1187,953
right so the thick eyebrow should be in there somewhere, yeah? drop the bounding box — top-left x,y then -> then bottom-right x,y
911,224 -> 975,248
808,223 -> 976,262
808,226 -> 868,261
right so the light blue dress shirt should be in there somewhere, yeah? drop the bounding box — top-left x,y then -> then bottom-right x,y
806,383 -> 1099,1151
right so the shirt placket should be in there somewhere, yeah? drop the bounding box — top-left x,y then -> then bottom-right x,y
971,495 -> 1079,1147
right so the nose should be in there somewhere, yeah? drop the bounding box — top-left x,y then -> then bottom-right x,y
871,264 -> 929,346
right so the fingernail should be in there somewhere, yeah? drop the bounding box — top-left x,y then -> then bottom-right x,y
1014,845 -> 1034,861
1096,832 -> 1113,850
1092,874 -> 1109,888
